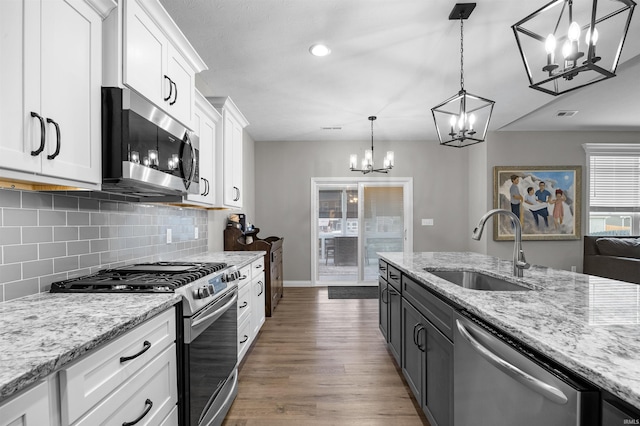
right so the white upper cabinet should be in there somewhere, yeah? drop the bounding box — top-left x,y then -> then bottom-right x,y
209,97 -> 249,209
186,91 -> 221,206
118,0 -> 204,130
0,0 -> 112,188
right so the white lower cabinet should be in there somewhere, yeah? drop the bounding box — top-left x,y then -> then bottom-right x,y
73,344 -> 177,426
0,381 -> 52,426
236,258 -> 266,364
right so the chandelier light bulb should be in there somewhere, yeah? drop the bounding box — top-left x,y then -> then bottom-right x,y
349,154 -> 357,169
469,114 -> 476,130
386,151 -> 394,167
545,34 -> 557,54
562,39 -> 572,59
567,21 -> 581,42
586,27 -> 599,45
364,149 -> 372,163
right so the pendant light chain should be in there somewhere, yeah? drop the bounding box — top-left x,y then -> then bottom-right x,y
459,15 -> 465,91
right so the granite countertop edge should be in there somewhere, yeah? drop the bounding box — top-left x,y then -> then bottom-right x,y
0,251 -> 265,403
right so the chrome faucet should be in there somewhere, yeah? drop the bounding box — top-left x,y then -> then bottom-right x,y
472,209 -> 530,277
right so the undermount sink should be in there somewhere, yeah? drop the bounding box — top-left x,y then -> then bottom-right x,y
428,270 -> 531,291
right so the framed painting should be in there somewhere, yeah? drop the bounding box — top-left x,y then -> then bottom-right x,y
493,166 -> 582,241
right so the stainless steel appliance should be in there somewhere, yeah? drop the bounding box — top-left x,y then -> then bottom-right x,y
454,311 -> 598,426
102,87 -> 199,201
51,261 -> 241,426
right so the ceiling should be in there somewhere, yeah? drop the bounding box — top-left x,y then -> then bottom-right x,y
159,0 -> 640,142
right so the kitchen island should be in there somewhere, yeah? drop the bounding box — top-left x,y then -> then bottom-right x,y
380,251 -> 640,414
0,251 -> 263,404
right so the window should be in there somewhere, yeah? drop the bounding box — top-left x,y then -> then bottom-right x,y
584,144 -> 640,236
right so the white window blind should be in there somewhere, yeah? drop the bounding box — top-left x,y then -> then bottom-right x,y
589,155 -> 640,209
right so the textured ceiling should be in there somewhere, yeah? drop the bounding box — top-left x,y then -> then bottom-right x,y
159,0 -> 640,142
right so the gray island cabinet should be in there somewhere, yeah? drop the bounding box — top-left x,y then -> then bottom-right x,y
378,252 -> 640,426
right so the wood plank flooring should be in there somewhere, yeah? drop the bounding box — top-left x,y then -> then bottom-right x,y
222,287 -> 429,426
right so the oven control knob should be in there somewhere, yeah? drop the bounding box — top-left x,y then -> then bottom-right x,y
195,286 -> 210,299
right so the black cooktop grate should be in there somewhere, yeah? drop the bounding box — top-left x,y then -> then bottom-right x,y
50,261 -> 227,293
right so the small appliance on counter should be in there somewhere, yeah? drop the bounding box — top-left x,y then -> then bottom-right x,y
51,261 -> 240,426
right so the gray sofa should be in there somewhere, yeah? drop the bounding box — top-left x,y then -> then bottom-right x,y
583,236 -> 640,284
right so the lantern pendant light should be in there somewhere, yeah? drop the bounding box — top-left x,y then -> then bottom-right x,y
512,0 -> 636,96
431,3 -> 495,148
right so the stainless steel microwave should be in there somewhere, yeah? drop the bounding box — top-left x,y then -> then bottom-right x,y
101,87 -> 199,201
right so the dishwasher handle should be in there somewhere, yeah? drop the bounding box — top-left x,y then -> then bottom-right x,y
455,319 -> 568,405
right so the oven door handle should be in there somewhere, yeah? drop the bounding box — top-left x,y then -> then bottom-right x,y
188,291 -> 238,342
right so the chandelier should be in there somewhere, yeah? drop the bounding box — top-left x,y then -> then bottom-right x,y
512,0 -> 636,96
431,3 -> 495,148
349,116 -> 394,174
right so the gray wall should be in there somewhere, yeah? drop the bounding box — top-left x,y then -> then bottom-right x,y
0,189 -> 208,302
255,131 -> 640,282
473,130 -> 640,272
254,139 -> 471,282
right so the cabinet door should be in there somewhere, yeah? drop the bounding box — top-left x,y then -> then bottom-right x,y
388,285 -> 402,365
39,0 -> 101,184
223,114 -> 243,207
378,278 -> 389,340
0,381 -> 51,426
187,106 -> 214,205
424,320 -> 453,426
401,300 -> 424,404
123,0 -> 167,109
0,0 -> 41,174
251,273 -> 266,337
166,42 -> 194,128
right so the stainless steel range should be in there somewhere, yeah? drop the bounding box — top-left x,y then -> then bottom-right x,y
51,261 -> 241,426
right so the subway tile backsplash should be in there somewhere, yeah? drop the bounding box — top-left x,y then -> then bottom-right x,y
0,188 -> 208,302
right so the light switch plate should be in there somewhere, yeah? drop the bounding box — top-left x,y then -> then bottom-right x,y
422,218 -> 434,226
195,227 -> 199,239
167,228 -> 172,244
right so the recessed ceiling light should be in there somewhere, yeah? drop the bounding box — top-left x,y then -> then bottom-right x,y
309,44 -> 331,57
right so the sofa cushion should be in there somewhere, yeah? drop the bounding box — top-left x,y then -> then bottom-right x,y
595,237 -> 640,259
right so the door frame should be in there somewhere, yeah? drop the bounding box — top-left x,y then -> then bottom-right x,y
310,177 -> 413,286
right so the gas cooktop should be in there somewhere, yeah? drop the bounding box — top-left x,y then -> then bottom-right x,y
50,261 -> 228,293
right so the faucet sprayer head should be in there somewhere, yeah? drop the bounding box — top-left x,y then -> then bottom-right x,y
472,227 -> 483,240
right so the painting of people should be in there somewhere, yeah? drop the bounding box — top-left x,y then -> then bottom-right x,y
493,166 -> 581,240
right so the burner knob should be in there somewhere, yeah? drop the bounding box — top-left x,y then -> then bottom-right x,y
196,287 -> 210,299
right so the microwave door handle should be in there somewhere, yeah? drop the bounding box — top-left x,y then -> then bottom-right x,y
187,136 -> 197,183
455,319 -> 568,405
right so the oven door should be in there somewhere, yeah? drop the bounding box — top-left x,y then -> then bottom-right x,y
183,288 -> 238,426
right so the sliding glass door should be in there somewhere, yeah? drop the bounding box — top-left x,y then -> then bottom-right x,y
312,178 -> 412,285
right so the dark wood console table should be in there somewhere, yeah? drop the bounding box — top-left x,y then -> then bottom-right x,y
224,227 -> 283,316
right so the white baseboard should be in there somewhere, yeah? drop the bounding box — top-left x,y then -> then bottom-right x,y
284,280 -> 313,287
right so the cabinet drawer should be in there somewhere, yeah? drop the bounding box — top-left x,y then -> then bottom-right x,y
74,344 -> 177,426
402,275 -> 454,341
60,309 -> 175,425
237,265 -> 252,288
271,247 -> 282,267
159,405 -> 179,426
378,260 -> 388,281
388,265 -> 401,291
237,282 -> 251,323
252,257 -> 265,278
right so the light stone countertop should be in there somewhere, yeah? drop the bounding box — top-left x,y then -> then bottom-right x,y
0,251 -> 264,403
379,251 -> 640,409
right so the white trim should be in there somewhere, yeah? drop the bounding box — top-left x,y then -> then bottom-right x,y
583,143 -> 640,154
310,176 -> 413,287
284,280 -> 313,287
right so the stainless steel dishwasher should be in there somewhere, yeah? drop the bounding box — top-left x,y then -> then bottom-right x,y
454,311 -> 598,426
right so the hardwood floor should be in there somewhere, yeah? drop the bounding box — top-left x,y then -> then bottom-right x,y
222,287 -> 429,426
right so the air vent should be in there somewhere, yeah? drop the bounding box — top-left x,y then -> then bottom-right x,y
321,127 -> 342,130
556,110 -> 578,117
